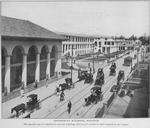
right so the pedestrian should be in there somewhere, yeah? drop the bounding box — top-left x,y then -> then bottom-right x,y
34,80 -> 38,88
20,87 -> 24,98
46,75 -> 49,87
67,101 -> 72,114
55,80 -> 60,96
60,90 -> 65,101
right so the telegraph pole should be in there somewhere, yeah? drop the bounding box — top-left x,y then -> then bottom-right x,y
93,43 -> 95,74
70,44 -> 76,85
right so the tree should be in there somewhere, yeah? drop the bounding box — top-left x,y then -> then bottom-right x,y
129,35 -> 137,41
119,35 -> 125,39
138,35 -> 149,45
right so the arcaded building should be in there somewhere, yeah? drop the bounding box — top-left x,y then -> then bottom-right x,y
1,16 -> 66,93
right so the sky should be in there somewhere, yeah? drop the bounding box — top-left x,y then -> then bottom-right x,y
1,1 -> 149,38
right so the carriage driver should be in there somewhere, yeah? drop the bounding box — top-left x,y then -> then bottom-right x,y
86,63 -> 92,74
110,62 -> 116,71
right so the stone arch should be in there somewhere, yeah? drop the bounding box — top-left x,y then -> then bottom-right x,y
10,45 -> 24,91
40,45 -> 49,80
50,45 -> 58,77
27,45 -> 38,84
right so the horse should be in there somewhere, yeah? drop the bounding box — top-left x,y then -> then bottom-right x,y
11,103 -> 26,117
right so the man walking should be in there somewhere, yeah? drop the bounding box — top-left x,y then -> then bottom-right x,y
67,101 -> 72,114
55,80 -> 60,96
20,87 -> 24,98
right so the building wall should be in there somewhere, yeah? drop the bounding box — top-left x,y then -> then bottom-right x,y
2,38 -> 62,93
62,35 -> 94,57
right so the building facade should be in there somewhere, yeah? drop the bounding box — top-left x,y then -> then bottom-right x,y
60,33 -> 94,57
1,16 -> 66,93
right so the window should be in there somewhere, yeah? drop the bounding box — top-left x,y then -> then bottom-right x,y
112,42 -> 114,45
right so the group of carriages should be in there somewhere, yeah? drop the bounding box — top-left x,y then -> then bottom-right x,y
82,68 -> 104,106
78,68 -> 94,84
11,94 -> 41,118
110,70 -> 125,93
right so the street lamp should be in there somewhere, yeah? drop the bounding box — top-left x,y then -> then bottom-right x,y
131,57 -> 133,72
115,38 -> 118,59
109,42 -> 110,62
70,44 -> 76,85
93,43 -> 95,74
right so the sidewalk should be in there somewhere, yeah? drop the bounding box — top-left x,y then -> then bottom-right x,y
104,86 -> 149,118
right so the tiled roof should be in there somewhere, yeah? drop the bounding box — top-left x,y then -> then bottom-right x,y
1,16 -> 67,40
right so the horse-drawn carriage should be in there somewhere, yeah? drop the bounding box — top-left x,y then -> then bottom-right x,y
95,68 -> 105,86
11,94 -> 41,118
109,66 -> 116,76
78,69 -> 87,81
123,56 -> 132,66
84,86 -> 103,106
84,72 -> 94,84
59,78 -> 74,91
117,70 -> 125,83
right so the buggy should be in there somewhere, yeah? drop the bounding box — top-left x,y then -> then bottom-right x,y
26,94 -> 41,110
109,67 -> 116,76
94,75 -> 104,87
117,70 -> 125,82
84,72 -> 93,84
59,78 -> 74,91
123,56 -> 132,66
84,86 -> 103,106
78,70 -> 87,81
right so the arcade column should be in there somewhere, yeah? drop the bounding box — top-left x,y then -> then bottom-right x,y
4,55 -> 11,93
46,52 -> 50,80
35,53 -> 40,82
55,51 -> 62,78
22,54 -> 27,88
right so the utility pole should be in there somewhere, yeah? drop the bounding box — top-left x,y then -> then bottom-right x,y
70,44 -> 76,85
131,58 -> 133,72
109,42 -> 110,62
93,43 -> 95,74
137,47 -> 140,67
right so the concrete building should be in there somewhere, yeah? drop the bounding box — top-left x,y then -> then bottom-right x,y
1,16 -> 66,93
59,33 -> 94,57
94,37 -> 117,54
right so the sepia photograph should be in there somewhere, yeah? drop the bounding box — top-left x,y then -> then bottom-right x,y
0,0 -> 150,127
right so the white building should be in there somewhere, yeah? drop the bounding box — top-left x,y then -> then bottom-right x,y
59,33 -> 94,57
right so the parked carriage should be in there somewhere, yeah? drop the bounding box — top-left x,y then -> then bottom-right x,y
59,78 -> 74,91
84,72 -> 93,84
94,76 -> 104,87
123,56 -> 132,66
109,63 -> 116,76
26,94 -> 41,110
109,67 -> 116,76
11,94 -> 41,118
117,70 -> 125,82
84,86 -> 103,106
78,70 -> 87,81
